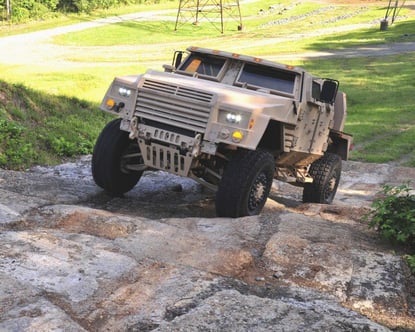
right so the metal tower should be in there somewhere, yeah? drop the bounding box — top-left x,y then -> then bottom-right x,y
174,0 -> 243,34
381,0 -> 406,29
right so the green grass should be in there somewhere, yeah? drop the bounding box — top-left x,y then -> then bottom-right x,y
1,0 -> 415,169
0,80 -> 112,169
54,21 -> 226,46
52,3 -> 414,57
303,53 -> 415,166
307,20 -> 415,51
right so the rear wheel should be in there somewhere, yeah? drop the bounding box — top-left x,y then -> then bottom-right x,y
92,118 -> 144,195
216,150 -> 275,218
303,153 -> 342,204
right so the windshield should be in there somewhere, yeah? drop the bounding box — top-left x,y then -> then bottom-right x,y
179,53 -> 227,78
236,63 -> 297,95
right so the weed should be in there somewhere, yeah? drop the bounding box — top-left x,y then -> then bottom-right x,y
366,183 -> 415,273
404,254 -> 415,273
0,119 -> 37,168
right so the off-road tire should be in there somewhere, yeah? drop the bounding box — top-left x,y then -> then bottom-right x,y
92,118 -> 143,195
216,150 -> 275,218
302,153 -> 342,204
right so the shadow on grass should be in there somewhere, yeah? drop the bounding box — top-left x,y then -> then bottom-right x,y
304,20 -> 415,53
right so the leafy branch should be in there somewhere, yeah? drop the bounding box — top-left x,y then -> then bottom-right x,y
366,183 -> 415,273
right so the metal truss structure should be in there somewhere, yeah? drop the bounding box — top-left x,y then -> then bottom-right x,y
174,0 -> 243,34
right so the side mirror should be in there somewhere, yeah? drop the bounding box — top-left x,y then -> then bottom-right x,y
319,79 -> 339,104
172,51 -> 184,69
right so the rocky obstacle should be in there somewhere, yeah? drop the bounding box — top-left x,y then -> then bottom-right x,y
0,156 -> 414,331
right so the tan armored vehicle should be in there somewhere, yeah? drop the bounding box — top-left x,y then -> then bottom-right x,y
92,46 -> 352,217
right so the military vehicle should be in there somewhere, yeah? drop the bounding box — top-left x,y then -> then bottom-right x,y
92,46 -> 352,217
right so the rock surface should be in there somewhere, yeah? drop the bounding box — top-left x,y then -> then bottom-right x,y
0,156 -> 414,331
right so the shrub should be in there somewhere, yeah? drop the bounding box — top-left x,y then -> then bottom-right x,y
10,6 -> 30,23
404,254 -> 415,273
366,183 -> 415,273
8,0 -> 57,22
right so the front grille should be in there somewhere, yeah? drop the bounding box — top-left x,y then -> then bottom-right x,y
142,79 -> 214,103
135,78 -> 215,133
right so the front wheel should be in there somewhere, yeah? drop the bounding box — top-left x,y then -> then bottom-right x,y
92,118 -> 144,195
302,153 -> 342,204
216,150 -> 275,218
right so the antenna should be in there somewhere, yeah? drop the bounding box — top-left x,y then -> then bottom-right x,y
174,0 -> 243,34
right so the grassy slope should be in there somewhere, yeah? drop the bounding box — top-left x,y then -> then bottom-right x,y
0,81 -> 111,169
0,0 -> 414,169
305,52 -> 415,165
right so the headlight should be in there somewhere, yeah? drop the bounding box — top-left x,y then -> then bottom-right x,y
219,108 -> 250,128
225,112 -> 242,124
118,87 -> 131,97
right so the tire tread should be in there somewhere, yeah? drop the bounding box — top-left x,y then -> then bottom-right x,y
92,118 -> 142,195
216,150 -> 274,217
303,153 -> 342,204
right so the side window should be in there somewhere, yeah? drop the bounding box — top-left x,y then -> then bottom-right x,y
179,54 -> 227,78
236,63 -> 297,95
312,80 -> 321,100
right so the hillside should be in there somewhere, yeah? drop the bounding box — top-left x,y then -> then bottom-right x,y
0,80 -> 110,169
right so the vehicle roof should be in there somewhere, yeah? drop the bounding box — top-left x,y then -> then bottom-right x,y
186,46 -> 305,75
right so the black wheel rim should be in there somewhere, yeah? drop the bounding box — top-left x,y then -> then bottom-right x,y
248,171 -> 268,213
120,142 -> 143,174
324,169 -> 339,202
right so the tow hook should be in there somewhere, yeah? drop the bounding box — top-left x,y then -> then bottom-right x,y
129,117 -> 139,139
191,134 -> 202,157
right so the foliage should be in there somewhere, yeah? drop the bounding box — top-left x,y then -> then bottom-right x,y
0,119 -> 36,168
1,0 -> 170,22
367,183 -> 415,244
366,183 -> 415,273
404,254 -> 415,274
2,0 -> 60,22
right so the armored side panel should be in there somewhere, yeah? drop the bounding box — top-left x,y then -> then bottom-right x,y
333,91 -> 347,132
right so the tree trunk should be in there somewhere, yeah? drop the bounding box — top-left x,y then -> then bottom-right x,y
6,0 -> 11,21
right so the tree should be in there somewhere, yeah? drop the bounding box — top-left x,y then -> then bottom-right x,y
6,0 -> 11,20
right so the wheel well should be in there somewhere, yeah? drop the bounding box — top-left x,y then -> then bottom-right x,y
327,130 -> 351,160
257,120 -> 284,153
